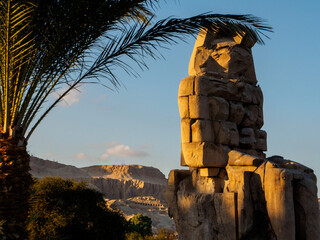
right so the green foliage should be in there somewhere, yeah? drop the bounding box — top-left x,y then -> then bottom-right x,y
125,232 -> 147,240
27,177 -> 127,240
154,228 -> 176,240
125,228 -> 176,240
128,213 -> 152,237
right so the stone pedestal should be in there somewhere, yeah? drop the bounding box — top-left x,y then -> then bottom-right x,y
165,153 -> 320,240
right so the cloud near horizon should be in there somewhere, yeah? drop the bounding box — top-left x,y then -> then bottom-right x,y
54,87 -> 82,107
75,153 -> 89,160
100,144 -> 148,160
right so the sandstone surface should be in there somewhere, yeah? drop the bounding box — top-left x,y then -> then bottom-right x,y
167,29 -> 320,240
30,156 -> 166,199
179,30 -> 265,169
165,152 -> 320,240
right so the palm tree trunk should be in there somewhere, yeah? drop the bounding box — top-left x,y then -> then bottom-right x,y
0,138 -> 32,239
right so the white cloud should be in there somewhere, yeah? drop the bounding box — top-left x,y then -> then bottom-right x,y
100,144 -> 148,160
54,87 -> 82,107
100,152 -> 110,160
105,141 -> 120,148
75,153 -> 88,160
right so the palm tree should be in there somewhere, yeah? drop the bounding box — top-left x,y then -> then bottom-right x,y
0,0 -> 271,238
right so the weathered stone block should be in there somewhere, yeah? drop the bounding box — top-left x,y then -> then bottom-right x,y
228,150 -> 264,166
189,95 -> 209,119
178,76 -> 195,97
225,163 -> 277,239
239,136 -> 256,148
165,168 -> 238,240
193,75 -> 212,96
178,96 -> 189,119
199,167 -> 220,177
291,174 -> 320,239
181,142 -> 229,167
180,150 -> 188,166
239,127 -> 256,148
191,119 -> 214,142
192,170 -> 221,193
194,76 -> 243,101
241,105 -> 263,128
254,130 -> 267,151
213,121 -> 239,146
174,192 -> 238,240
255,129 -> 267,139
229,130 -> 239,147
229,101 -> 245,124
164,169 -> 191,218
188,28 -> 257,84
208,96 -> 229,120
233,147 -> 266,158
267,155 -> 314,174
241,84 -> 263,106
255,138 -> 267,151
253,86 -> 263,106
264,162 -> 296,240
240,127 -> 254,136
218,169 -> 227,179
181,119 -> 191,143
167,169 -> 191,192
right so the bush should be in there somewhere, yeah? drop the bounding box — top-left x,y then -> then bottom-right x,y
125,232 -> 145,240
27,177 -> 127,240
125,228 -> 176,240
128,213 -> 152,237
155,228 -> 176,240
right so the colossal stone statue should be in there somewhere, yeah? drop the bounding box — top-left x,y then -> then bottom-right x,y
165,29 -> 319,240
179,29 -> 265,171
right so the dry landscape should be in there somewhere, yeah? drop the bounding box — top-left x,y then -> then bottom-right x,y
30,157 -> 176,233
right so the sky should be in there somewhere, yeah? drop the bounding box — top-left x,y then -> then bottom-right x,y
28,0 -> 320,188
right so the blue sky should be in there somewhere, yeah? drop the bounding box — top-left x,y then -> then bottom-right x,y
28,0 -> 320,187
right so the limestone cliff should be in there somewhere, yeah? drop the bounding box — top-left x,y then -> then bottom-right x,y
30,157 -> 175,232
30,157 -> 167,200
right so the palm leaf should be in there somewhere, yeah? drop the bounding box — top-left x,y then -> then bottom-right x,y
0,0 -> 35,133
0,0 -> 272,141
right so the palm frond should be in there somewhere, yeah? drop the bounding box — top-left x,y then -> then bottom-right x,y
0,0 -> 272,140
0,0 -> 35,133
25,13 -> 271,139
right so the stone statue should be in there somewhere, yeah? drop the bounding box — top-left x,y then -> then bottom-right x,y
165,29 -> 320,240
178,28 -> 265,170
188,29 -> 257,83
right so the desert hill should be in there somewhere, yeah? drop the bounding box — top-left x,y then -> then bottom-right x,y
29,156 -> 175,232
30,156 -> 167,200
30,157 -> 90,178
81,164 -> 166,185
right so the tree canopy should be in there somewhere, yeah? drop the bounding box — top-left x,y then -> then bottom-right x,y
27,177 -> 127,240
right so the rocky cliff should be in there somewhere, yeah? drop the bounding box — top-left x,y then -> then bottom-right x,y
30,157 -> 175,232
30,157 -> 167,200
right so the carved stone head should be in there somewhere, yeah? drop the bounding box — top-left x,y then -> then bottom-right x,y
188,29 -> 257,84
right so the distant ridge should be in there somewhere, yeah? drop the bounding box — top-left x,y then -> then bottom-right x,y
30,156 -> 167,200
30,157 -> 90,178
81,164 -> 166,185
